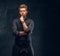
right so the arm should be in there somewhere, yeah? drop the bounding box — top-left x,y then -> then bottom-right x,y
19,31 -> 26,36
12,19 -> 26,36
22,20 -> 34,35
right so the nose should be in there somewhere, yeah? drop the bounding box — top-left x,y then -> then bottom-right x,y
21,13 -> 24,15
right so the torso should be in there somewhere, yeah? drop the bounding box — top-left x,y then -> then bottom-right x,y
14,18 -> 32,47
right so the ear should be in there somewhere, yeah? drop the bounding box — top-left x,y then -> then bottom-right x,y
27,10 -> 28,14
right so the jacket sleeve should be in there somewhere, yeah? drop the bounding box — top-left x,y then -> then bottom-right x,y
12,19 -> 19,36
24,20 -> 34,34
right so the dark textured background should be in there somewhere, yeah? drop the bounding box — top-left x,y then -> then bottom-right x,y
0,0 -> 59,56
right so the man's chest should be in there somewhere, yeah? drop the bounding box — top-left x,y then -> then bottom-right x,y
16,19 -> 30,31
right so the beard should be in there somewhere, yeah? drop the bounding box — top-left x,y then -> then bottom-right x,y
21,14 -> 27,18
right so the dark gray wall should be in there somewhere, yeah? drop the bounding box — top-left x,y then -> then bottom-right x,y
0,0 -> 59,56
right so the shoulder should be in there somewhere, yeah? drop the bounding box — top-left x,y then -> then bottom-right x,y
27,18 -> 34,23
13,18 -> 19,23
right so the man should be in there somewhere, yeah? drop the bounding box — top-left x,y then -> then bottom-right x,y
12,4 -> 34,56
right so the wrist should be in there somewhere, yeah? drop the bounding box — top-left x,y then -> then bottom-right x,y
21,21 -> 25,23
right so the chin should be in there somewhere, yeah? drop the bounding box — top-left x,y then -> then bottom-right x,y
23,15 -> 25,16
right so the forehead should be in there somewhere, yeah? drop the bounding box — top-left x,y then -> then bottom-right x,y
20,8 -> 26,11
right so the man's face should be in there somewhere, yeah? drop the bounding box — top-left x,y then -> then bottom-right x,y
19,8 -> 28,17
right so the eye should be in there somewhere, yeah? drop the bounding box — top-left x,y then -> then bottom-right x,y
23,10 -> 25,12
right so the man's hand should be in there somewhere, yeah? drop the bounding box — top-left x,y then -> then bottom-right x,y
20,16 -> 28,31
18,31 -> 26,36
20,16 -> 24,22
